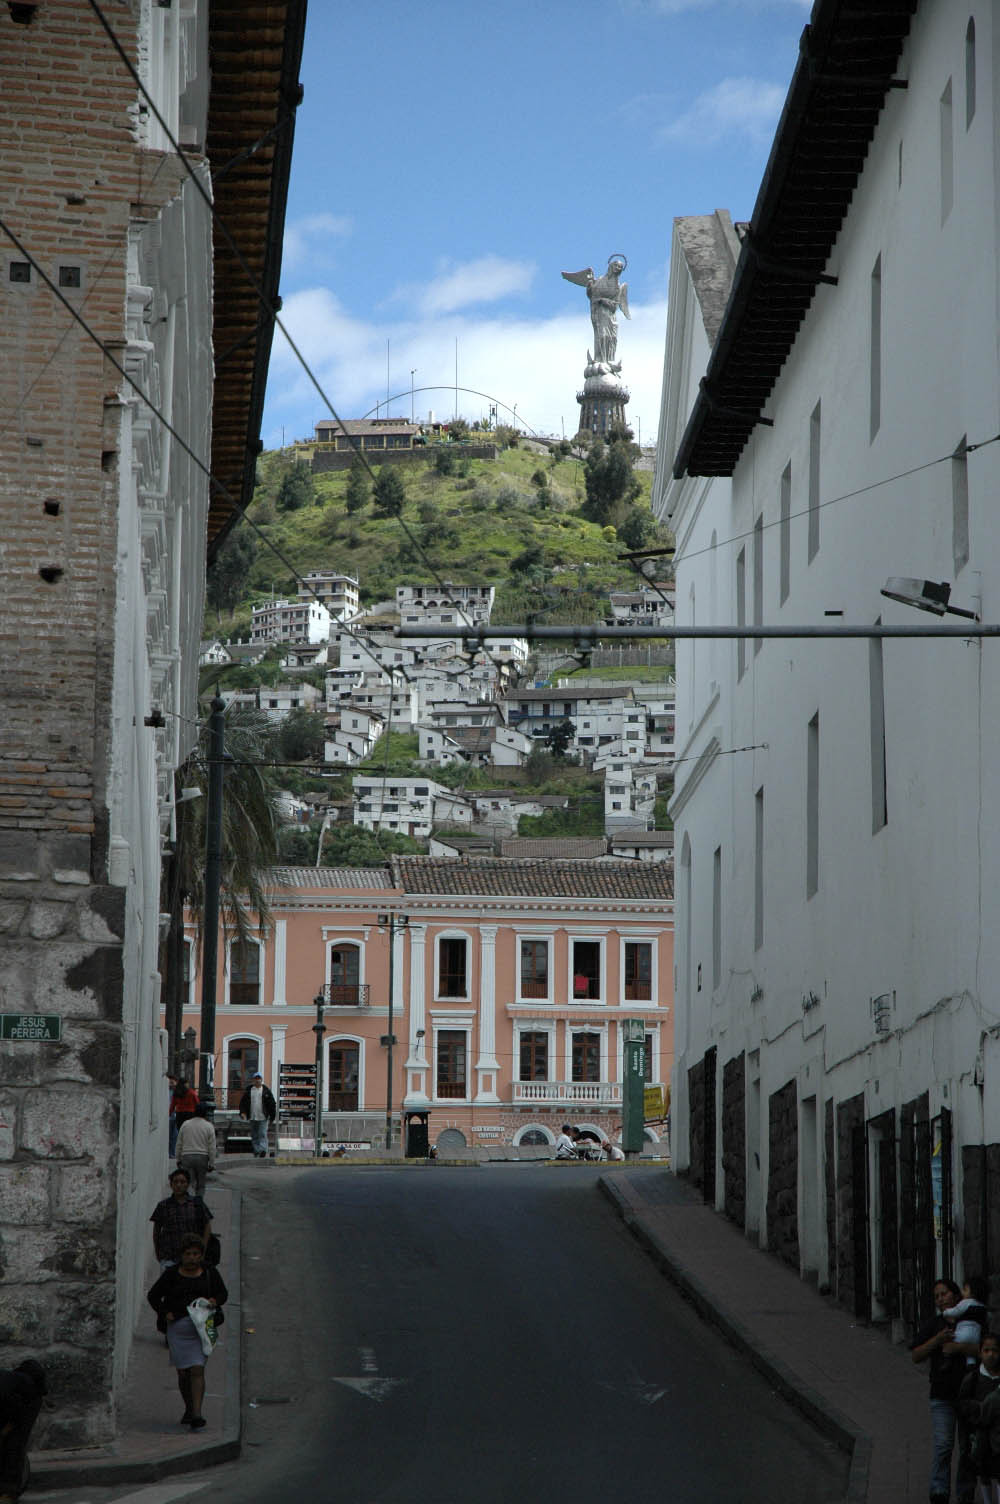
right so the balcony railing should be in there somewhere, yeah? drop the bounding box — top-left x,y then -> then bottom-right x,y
512,1081 -> 623,1105
321,984 -> 370,1007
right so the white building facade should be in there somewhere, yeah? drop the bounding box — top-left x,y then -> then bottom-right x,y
656,0 -> 1000,1325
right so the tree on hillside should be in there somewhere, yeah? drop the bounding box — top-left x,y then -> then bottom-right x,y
205,524 -> 258,623
345,456 -> 370,513
618,505 -> 662,552
581,437 -> 641,527
448,417 -> 470,441
276,461 -> 315,511
276,708 -> 327,763
544,719 -> 576,759
372,465 -> 406,518
433,445 -> 455,476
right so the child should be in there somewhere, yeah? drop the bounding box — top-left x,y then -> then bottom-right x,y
946,1276 -> 990,1363
958,1331 -> 1000,1500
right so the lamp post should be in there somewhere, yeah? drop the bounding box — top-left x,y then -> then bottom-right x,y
410,369 -> 417,424
312,992 -> 326,1159
378,912 -> 408,1152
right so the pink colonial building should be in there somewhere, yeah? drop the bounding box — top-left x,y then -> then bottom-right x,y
178,857 -> 673,1153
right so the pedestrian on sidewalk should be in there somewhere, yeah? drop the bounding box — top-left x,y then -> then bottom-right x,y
912,1277 -> 969,1504
147,1235 -> 228,1430
175,1103 -> 216,1197
238,1072 -> 276,1158
167,1072 -> 179,1159
0,1360 -> 47,1504
150,1168 -> 213,1270
946,1277 -> 991,1365
958,1331 -> 1000,1502
171,1078 -> 200,1142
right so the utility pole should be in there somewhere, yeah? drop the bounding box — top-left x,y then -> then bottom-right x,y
312,992 -> 326,1159
198,695 -> 226,1116
379,911 -> 408,1151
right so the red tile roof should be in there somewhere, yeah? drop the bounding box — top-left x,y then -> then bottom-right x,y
391,856 -> 672,901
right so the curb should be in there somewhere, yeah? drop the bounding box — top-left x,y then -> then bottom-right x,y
597,1175 -> 871,1504
32,1189 -> 243,1489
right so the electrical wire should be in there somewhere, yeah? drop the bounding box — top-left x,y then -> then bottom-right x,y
673,432 -> 1000,569
0,216 -> 406,692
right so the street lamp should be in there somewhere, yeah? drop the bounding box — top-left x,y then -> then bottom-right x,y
410,369 -> 417,424
880,576 -> 980,620
312,992 -> 326,1159
377,912 -> 408,1151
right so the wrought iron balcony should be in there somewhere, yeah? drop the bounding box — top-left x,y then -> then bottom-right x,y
320,983 -> 370,1007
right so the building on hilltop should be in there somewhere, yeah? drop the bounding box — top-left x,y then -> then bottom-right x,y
250,596 -> 331,646
0,0 -> 305,1449
299,569 -> 360,622
174,857 -> 673,1153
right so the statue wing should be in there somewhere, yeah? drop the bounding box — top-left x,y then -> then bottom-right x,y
561,268 -> 594,288
619,282 -> 631,319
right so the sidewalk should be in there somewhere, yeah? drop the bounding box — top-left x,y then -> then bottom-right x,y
31,1176 -> 242,1490
599,1169 -> 934,1504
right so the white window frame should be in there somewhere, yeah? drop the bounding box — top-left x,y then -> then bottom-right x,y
325,937 -> 366,994
567,932 -> 606,1005
325,1033 -> 366,1112
432,1018 -> 473,1104
513,1123 -> 556,1147
222,1032 -> 265,1103
182,934 -> 197,1011
514,1022 -> 556,1083
515,931 -> 554,1005
565,1020 -> 609,1083
618,933 -> 658,1006
433,930 -> 472,1002
224,933 -> 266,1008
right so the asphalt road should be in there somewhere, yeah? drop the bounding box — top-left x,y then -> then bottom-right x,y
49,1165 -> 848,1504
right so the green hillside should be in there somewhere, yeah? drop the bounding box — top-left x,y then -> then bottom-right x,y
204,437 -> 666,640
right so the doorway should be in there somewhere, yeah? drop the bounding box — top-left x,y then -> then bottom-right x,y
328,1044 -> 359,1111
227,1039 -> 260,1109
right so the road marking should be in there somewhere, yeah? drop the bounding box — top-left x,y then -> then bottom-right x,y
101,1481 -> 214,1503
331,1376 -> 407,1401
597,1376 -> 668,1406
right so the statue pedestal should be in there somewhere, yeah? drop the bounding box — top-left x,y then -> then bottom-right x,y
576,361 -> 630,438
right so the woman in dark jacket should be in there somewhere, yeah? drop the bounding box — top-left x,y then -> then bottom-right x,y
147,1234 -> 228,1429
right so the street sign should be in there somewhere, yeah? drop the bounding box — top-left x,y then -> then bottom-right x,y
622,1018 -> 646,1154
644,1085 -> 665,1121
1,1013 -> 61,1042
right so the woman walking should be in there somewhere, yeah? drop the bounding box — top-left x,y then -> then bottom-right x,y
147,1234 -> 228,1429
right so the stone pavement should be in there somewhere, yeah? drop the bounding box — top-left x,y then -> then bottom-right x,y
599,1169 -> 936,1504
31,1176 -> 242,1490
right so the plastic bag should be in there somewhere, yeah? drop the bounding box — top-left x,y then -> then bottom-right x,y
187,1297 -> 218,1358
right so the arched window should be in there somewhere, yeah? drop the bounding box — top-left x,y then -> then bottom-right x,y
515,1126 -> 553,1147
328,1038 -> 360,1111
966,17 -> 976,126
327,941 -> 364,1005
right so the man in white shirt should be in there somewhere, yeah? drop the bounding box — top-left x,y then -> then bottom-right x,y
554,1124 -> 577,1159
238,1073 -> 276,1158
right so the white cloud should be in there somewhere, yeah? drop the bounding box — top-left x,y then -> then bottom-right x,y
387,255 -> 538,317
660,75 -> 785,146
281,213 -> 353,271
263,287 -> 668,449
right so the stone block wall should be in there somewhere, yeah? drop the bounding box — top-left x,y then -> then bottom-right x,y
722,1051 -> 746,1227
766,1079 -> 799,1269
687,1056 -> 707,1194
0,872 -> 126,1446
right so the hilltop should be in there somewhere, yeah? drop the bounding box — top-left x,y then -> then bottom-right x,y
204,434 -> 665,640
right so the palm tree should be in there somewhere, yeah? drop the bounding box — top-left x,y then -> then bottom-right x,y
161,705 -> 280,1072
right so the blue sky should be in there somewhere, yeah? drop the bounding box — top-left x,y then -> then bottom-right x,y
261,0 -> 812,450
